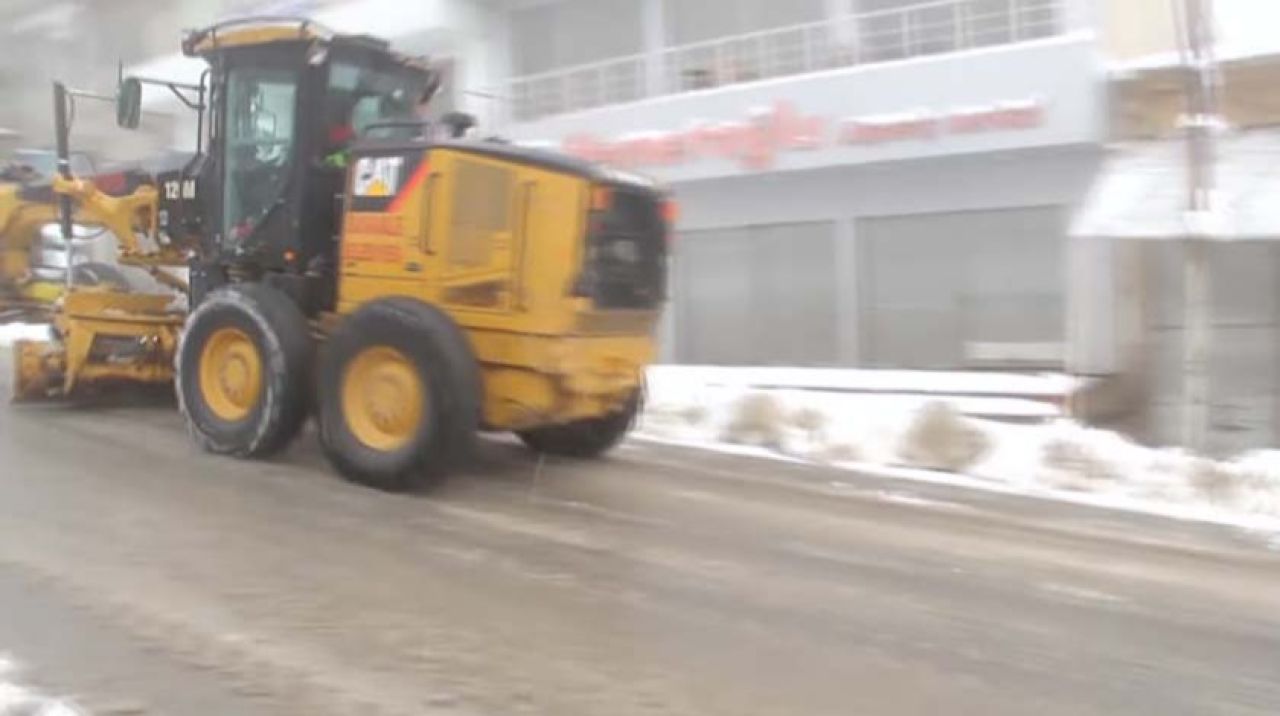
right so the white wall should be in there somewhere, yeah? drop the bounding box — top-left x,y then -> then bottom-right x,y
672,145 -> 1100,230
505,33 -> 1104,183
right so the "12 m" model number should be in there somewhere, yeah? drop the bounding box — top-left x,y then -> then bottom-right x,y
163,179 -> 197,200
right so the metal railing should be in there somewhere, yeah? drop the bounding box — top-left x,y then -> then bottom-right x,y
509,0 -> 1063,122
511,54 -> 648,120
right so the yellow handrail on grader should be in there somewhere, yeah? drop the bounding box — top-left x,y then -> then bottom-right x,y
3,17 -> 671,491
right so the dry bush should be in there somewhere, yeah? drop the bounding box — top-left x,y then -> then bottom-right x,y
1187,458 -> 1239,504
897,401 -> 991,472
1041,433 -> 1122,490
722,392 -> 787,448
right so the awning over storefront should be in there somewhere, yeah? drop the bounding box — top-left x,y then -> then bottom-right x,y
1072,130 -> 1280,240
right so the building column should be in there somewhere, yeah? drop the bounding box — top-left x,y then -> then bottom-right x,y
642,0 -> 665,97
658,266 -> 679,363
835,217 -> 861,366
1065,232 -> 1117,376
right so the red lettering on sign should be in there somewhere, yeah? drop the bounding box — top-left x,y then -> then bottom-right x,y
947,101 -> 1045,133
560,97 -> 1045,170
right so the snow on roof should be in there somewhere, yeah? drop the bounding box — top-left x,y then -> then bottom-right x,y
1071,129 -> 1280,240
1109,46 -> 1280,77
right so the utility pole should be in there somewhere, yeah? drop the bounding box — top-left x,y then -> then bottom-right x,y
1181,0 -> 1217,452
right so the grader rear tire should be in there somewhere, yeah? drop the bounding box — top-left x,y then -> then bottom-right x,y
318,298 -> 479,492
176,284 -> 314,457
517,391 -> 640,459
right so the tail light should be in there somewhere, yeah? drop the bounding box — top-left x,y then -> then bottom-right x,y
590,185 -> 613,212
660,198 -> 678,245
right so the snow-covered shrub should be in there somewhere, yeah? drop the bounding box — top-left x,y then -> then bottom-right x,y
1039,422 -> 1125,490
897,401 -> 991,472
680,404 -> 709,426
722,392 -> 787,448
791,406 -> 827,439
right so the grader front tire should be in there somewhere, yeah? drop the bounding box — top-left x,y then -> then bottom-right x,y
176,284 -> 314,458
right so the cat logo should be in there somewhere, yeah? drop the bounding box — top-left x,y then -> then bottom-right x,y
354,156 -> 404,197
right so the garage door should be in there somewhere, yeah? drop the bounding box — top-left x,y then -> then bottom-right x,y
674,222 -> 838,365
860,206 -> 1065,369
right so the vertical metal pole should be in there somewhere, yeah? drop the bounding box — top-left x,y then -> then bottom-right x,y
1182,0 -> 1216,451
53,81 -> 75,291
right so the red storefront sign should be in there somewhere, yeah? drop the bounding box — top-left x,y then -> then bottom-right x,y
562,98 -> 1046,171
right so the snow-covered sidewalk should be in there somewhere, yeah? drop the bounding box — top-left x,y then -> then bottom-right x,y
7,323 -> 1280,532
639,366 -> 1280,532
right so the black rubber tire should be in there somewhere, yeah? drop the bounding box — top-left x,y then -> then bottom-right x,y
517,391 -> 641,459
317,298 -> 480,492
176,283 -> 314,458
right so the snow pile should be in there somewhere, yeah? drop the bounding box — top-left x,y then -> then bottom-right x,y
639,367 -> 1280,528
0,653 -> 87,715
0,323 -> 48,347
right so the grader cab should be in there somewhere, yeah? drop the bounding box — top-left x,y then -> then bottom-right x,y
11,18 -> 671,490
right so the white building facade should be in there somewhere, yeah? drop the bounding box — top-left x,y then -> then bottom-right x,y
499,0 -> 1108,369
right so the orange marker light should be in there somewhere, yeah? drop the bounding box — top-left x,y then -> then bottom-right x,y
591,186 -> 612,212
284,249 -> 297,263
661,198 -> 679,224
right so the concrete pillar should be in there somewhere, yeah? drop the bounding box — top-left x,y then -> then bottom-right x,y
835,217 -> 861,366
658,254 -> 679,363
642,0 -> 665,97
1065,232 -> 1118,376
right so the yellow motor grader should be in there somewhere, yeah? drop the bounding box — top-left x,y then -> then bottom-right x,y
9,17 -> 670,490
0,152 -> 171,320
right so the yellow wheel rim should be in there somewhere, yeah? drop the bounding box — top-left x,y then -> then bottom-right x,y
198,327 -> 263,422
342,346 -> 425,451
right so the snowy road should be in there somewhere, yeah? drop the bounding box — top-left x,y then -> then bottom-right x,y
1,397 -> 1279,715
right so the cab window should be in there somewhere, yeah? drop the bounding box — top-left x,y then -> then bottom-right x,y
222,66 -> 297,245
326,61 -> 422,142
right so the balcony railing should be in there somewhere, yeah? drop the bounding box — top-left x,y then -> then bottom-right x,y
509,0 -> 1063,122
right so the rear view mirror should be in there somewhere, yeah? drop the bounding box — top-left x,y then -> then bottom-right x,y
116,77 -> 142,130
